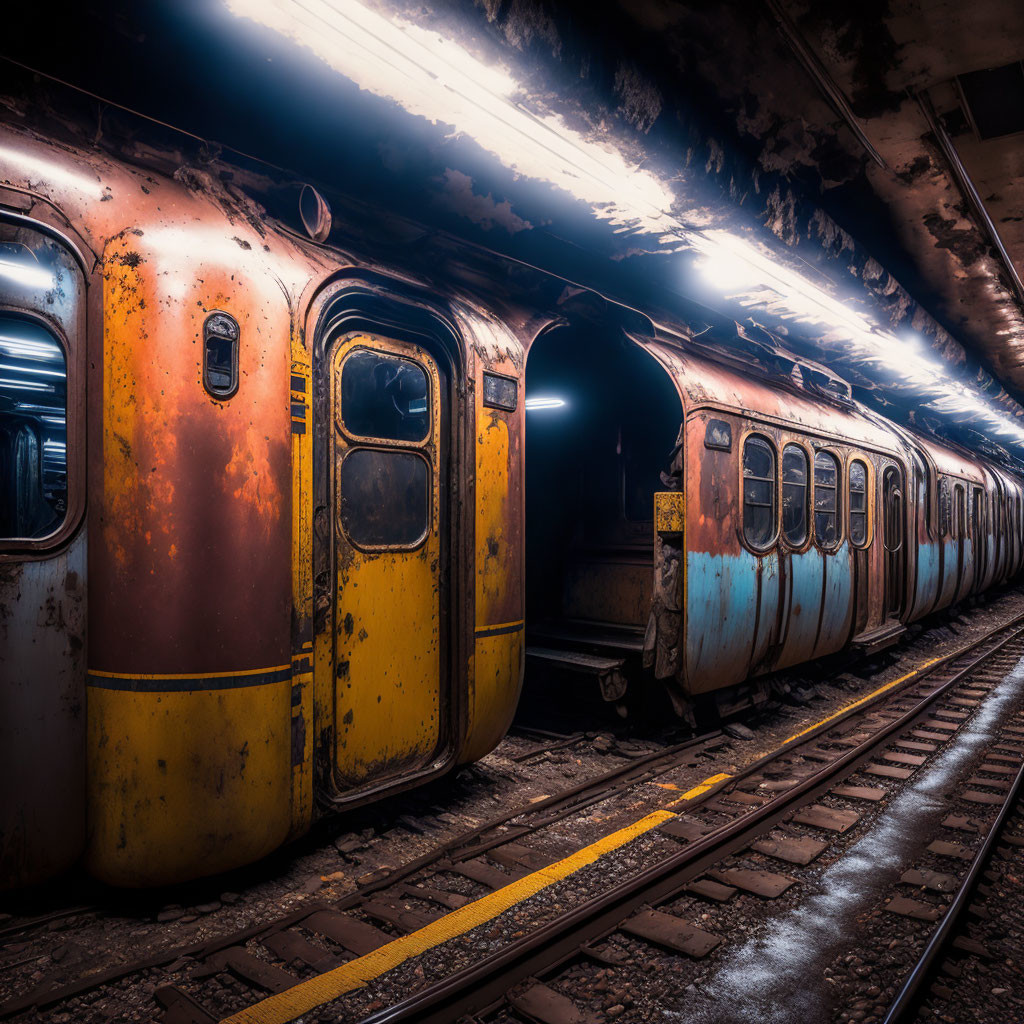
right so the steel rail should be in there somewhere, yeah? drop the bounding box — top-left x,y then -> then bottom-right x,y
0,733 -> 722,1019
882,737 -> 1024,1022
356,621 -> 1024,1024
4,615 -> 1020,1020
449,613 -> 1024,863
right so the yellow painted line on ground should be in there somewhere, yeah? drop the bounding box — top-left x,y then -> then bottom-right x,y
220,808 -> 679,1024
222,646 -> 957,1024
779,655 -> 945,747
657,655 -> 946,810
664,771 -> 733,807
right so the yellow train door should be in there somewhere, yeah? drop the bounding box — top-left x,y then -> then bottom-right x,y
330,333 -> 444,789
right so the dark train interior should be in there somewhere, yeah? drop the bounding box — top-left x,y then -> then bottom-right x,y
524,325 -> 682,704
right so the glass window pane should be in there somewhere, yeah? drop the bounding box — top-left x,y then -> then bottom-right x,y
782,445 -> 807,546
341,348 -> 429,442
339,449 -> 429,547
814,452 -> 840,547
705,418 -> 732,451
0,316 -> 67,539
743,436 -> 775,548
816,510 -> 838,546
850,461 -> 866,510
851,512 -> 866,546
744,478 -> 773,506
850,460 -> 867,545
743,436 -> 773,481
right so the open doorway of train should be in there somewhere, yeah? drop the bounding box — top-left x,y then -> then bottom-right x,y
523,322 -> 682,723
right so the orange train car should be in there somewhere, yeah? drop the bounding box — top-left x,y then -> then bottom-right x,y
0,102 -> 529,888
2,88 -> 1023,888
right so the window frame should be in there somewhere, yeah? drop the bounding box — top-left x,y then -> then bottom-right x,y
912,449 -> 936,542
330,330 -> 442,555
812,448 -> 843,551
952,482 -> 966,540
0,210 -> 89,560
847,456 -> 871,549
739,430 -> 779,553
882,465 -> 905,553
336,344 -> 433,448
939,477 -> 952,538
336,445 -> 433,552
780,440 -> 811,551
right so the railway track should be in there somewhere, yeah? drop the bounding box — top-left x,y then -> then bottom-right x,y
306,617 -> 1024,1024
6,612 -> 1024,1024
883,716 -> 1024,1024
0,731 -> 723,1023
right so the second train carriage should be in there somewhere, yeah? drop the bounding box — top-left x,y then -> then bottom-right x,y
525,324 -> 1024,717
2,87 -> 1023,888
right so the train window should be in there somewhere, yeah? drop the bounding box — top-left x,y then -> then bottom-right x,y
203,311 -> 240,399
0,315 -> 67,540
742,435 -> 776,549
781,444 -> 808,546
705,419 -> 732,451
849,460 -> 868,547
814,451 -> 841,548
338,448 -> 429,548
341,348 -> 429,442
482,371 -> 517,411
939,478 -> 951,537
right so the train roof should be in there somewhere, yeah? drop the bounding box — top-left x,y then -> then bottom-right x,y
633,325 -> 1024,494
638,334 -> 905,456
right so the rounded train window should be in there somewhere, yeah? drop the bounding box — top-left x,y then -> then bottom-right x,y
849,459 -> 868,547
0,315 -> 67,540
814,451 -> 841,548
340,348 -> 429,442
338,448 -> 429,548
742,435 -> 776,549
781,444 -> 808,546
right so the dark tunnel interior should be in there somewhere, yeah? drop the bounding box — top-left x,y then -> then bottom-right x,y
524,325 -> 682,640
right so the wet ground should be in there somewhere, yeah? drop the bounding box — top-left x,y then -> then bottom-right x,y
671,653 -> 1024,1024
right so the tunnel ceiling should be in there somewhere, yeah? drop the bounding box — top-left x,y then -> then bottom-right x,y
4,0 -> 1024,465
620,0 -> 1024,414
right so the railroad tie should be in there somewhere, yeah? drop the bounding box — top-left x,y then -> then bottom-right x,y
260,929 -> 340,972
620,909 -> 722,957
884,897 -> 945,921
790,804 -> 861,832
706,868 -> 797,898
197,949 -> 298,993
750,834 -> 829,866
509,981 -> 593,1024
830,785 -> 886,802
302,910 -> 392,955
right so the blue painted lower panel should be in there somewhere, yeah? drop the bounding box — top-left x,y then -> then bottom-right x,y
910,541 -> 940,621
776,549 -> 823,670
814,543 -> 852,658
686,550 -> 760,694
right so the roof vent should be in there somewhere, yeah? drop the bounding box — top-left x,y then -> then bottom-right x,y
299,184 -> 332,242
957,61 -> 1024,140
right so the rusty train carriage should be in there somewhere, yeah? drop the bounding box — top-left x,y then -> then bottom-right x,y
1,102 -> 1023,889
